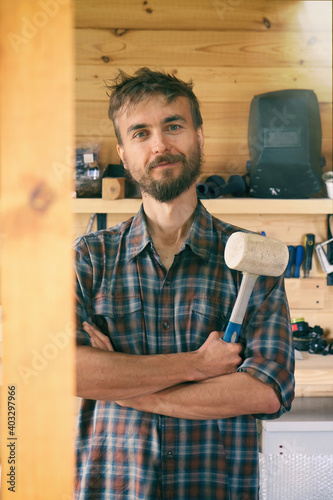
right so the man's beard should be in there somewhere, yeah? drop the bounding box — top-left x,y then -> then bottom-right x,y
124,143 -> 203,203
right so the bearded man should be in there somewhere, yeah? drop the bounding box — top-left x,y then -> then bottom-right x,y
74,68 -> 294,500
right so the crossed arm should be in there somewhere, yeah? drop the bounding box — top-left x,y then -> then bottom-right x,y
119,374 -> 281,420
76,322 -> 281,420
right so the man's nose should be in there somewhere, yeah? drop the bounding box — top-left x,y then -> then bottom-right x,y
151,131 -> 170,155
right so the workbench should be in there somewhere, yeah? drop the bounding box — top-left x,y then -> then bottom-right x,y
295,351 -> 333,397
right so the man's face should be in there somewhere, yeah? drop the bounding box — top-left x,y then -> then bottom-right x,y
116,95 -> 204,203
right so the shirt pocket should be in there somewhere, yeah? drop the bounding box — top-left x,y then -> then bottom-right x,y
92,294 -> 145,354
189,296 -> 228,350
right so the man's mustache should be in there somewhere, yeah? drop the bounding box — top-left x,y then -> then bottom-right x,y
146,154 -> 185,172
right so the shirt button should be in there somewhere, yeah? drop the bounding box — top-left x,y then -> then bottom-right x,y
165,280 -> 170,286
166,451 -> 174,459
162,321 -> 170,330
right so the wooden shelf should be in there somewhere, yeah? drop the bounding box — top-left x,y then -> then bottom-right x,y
295,352 -> 333,397
73,198 -> 333,215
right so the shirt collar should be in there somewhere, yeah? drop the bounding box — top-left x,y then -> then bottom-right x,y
183,200 -> 213,262
126,200 -> 213,262
126,204 -> 153,262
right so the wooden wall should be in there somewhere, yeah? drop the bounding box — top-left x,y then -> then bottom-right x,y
74,0 -> 333,338
75,0 -> 332,175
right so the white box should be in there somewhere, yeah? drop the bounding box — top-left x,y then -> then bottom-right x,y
259,398 -> 333,499
259,397 -> 333,455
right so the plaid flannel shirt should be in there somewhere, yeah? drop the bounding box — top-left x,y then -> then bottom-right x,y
74,201 -> 295,500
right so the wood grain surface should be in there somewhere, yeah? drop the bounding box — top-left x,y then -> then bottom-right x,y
0,1 -> 75,497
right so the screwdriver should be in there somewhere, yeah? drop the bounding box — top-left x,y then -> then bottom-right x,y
294,245 -> 305,278
304,234 -> 315,278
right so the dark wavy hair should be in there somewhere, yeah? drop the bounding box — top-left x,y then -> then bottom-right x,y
105,67 -> 203,145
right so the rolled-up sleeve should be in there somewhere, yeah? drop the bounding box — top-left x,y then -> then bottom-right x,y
74,236 -> 94,347
237,274 -> 295,420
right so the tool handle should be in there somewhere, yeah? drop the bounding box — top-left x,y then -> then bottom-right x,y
285,246 -> 296,278
294,245 -> 305,278
304,234 -> 315,278
223,322 -> 242,343
224,273 -> 258,342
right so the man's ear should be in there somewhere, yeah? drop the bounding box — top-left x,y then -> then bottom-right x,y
116,144 -> 126,168
197,126 -> 204,152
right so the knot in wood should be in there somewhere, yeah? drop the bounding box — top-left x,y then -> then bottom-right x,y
30,181 -> 55,212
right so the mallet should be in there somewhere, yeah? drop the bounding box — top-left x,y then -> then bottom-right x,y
223,232 -> 289,342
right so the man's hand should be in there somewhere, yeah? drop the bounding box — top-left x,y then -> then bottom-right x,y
82,321 -> 114,351
195,331 -> 242,379
83,322 -> 242,380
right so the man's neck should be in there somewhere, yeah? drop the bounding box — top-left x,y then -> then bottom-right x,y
142,187 -> 198,241
142,186 -> 198,269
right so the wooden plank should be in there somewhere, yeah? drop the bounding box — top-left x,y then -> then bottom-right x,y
75,0 -> 332,32
75,29 -> 332,68
285,279 -> 325,309
76,65 -> 333,103
217,212 -> 331,243
0,1 -> 74,499
295,352 -> 333,397
75,101 -> 332,140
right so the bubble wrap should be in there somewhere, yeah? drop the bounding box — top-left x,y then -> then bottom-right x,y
259,453 -> 333,500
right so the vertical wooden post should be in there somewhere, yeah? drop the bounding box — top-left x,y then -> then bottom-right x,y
0,1 -> 75,498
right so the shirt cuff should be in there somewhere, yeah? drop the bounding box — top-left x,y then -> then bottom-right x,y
237,361 -> 295,420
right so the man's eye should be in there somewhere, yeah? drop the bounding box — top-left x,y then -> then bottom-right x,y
169,124 -> 180,131
133,131 -> 147,139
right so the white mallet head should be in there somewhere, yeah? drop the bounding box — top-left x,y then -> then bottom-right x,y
225,232 -> 289,277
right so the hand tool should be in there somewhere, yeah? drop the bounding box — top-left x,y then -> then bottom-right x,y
86,213 -> 96,233
315,237 -> 333,274
285,245 -> 296,278
304,234 -> 315,278
294,245 -> 305,278
223,232 -> 289,342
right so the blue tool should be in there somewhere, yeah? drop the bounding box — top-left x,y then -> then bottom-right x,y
294,245 -> 305,278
